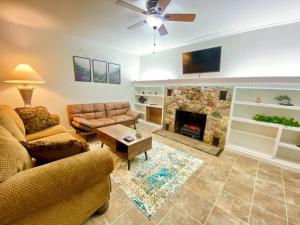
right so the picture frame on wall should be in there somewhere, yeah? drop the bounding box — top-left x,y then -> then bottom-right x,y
73,56 -> 92,82
108,63 -> 121,84
92,59 -> 107,83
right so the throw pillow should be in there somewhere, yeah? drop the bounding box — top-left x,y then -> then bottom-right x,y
0,126 -> 32,183
20,140 -> 88,163
15,106 -> 59,135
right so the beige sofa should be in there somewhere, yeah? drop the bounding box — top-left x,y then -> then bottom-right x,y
0,105 -> 84,143
67,102 -> 141,133
0,105 -> 114,225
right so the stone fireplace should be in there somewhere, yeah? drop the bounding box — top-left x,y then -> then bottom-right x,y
163,86 -> 233,149
175,110 -> 207,141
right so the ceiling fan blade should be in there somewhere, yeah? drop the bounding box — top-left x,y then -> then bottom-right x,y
127,20 -> 147,30
158,24 -> 168,36
157,0 -> 171,14
116,0 -> 147,15
164,14 -> 196,22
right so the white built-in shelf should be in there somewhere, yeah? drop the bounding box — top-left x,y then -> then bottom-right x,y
231,116 -> 300,131
231,116 -> 281,129
283,126 -> 300,132
227,87 -> 300,171
135,94 -> 164,97
134,86 -> 164,126
227,144 -> 273,159
229,129 -> 276,156
134,103 -> 163,109
235,101 -> 300,111
135,110 -> 145,115
279,142 -> 300,151
231,129 -> 275,141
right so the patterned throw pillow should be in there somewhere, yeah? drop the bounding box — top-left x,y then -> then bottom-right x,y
20,140 -> 88,163
15,106 -> 59,135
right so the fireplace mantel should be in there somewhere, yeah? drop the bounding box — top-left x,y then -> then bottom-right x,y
133,76 -> 300,88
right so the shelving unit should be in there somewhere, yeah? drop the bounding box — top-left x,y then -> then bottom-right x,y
235,101 -> 300,111
133,86 -> 164,126
226,87 -> 300,171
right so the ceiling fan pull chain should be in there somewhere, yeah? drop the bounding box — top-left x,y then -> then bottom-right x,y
153,29 -> 157,54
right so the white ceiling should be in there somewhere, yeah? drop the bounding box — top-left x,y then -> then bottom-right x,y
1,0 -> 300,55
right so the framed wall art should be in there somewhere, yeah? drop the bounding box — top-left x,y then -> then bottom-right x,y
108,63 -> 121,84
73,56 -> 91,82
92,59 -> 107,83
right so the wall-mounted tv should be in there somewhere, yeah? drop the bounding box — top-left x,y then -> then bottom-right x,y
182,46 -> 221,74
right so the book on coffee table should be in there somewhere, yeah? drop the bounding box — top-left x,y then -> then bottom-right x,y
123,136 -> 135,142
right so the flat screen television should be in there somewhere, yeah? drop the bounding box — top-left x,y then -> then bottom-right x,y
182,46 -> 221,74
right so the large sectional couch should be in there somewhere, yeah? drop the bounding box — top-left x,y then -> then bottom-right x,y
67,102 -> 141,133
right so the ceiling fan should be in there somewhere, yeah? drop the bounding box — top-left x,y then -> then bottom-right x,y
116,0 -> 196,36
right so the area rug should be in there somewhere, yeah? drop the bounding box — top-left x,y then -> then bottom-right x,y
154,129 -> 222,156
89,140 -> 203,219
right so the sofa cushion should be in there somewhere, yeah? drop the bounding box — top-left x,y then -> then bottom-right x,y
0,112 -> 26,141
0,126 -> 32,182
73,117 -> 92,127
26,125 -> 67,142
89,118 -> 116,128
15,106 -> 59,135
93,103 -> 106,119
109,115 -> 134,123
126,110 -> 141,120
30,132 -> 79,143
105,102 -> 130,117
30,132 -> 85,145
0,105 -> 25,135
71,121 -> 93,132
67,103 -> 106,122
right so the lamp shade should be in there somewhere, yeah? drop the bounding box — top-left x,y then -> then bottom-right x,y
4,64 -> 45,84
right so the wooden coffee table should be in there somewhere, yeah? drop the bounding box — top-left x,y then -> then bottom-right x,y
96,124 -> 152,170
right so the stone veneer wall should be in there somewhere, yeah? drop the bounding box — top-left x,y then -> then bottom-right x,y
163,86 -> 233,149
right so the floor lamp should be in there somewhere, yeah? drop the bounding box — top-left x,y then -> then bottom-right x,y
4,64 -> 45,107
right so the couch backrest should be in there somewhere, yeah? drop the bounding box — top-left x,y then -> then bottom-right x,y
0,105 -> 26,138
0,125 -> 32,183
66,103 -> 106,124
66,102 -> 131,124
105,102 -> 130,117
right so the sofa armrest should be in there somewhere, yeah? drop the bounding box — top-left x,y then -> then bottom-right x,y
50,114 -> 60,124
73,117 -> 92,128
0,149 -> 114,225
126,110 -> 141,120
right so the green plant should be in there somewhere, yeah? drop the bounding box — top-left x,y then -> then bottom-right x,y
275,95 -> 291,104
253,114 -> 300,127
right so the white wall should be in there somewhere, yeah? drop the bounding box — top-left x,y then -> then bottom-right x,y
0,21 -> 139,128
139,22 -> 300,80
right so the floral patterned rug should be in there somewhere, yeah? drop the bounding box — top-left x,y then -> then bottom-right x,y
90,140 -> 203,219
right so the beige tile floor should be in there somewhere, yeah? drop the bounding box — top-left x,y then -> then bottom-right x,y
84,123 -> 300,225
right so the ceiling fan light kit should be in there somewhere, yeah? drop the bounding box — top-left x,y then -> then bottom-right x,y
146,15 -> 163,30
116,0 -> 196,52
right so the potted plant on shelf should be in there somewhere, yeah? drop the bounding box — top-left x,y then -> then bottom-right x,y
275,95 -> 293,106
253,114 -> 300,127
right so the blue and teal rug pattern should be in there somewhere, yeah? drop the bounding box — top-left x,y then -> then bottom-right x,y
110,140 -> 203,219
